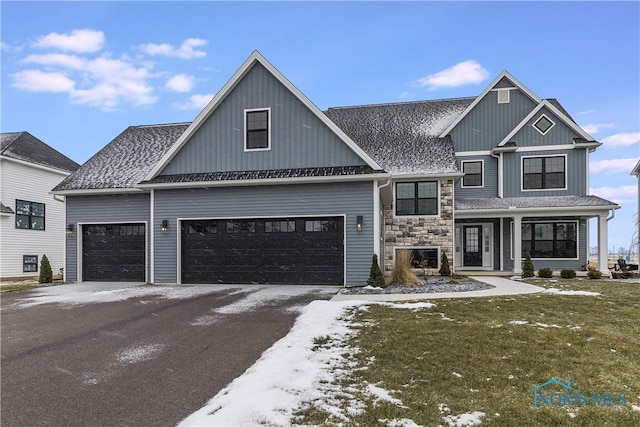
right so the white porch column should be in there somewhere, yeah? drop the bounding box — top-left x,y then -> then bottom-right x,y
513,215 -> 522,274
598,213 -> 610,276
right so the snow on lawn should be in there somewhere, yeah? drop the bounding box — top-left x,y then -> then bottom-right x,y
543,288 -> 601,296
443,411 -> 485,427
179,299 -> 436,426
382,301 -> 437,310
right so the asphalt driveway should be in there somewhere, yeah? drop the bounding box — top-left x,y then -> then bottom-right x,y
1,282 -> 336,426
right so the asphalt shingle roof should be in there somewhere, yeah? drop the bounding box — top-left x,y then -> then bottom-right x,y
53,123 -> 189,191
456,195 -> 617,211
1,131 -> 80,173
325,97 -> 475,175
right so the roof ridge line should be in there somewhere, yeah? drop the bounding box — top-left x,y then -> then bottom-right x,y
326,96 -> 476,111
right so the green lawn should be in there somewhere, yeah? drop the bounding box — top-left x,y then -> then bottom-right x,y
295,279 -> 640,426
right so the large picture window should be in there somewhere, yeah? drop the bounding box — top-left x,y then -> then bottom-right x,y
522,222 -> 577,258
245,109 -> 270,150
397,248 -> 439,269
395,181 -> 438,216
462,161 -> 483,187
15,200 -> 45,230
522,156 -> 565,190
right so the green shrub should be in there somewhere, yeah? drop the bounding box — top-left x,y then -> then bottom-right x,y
522,252 -> 535,278
538,268 -> 553,278
439,252 -> 451,277
388,250 -> 419,288
39,254 -> 53,284
367,254 -> 386,288
560,269 -> 577,279
587,269 -> 603,279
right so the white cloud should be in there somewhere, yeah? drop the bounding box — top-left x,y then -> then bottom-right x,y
576,109 -> 595,116
602,132 -> 640,148
11,69 -> 75,92
166,74 -> 195,92
415,60 -> 489,90
590,158 -> 639,174
1,41 -> 22,53
581,123 -> 616,134
176,93 -> 214,110
22,53 -> 87,70
140,38 -> 207,59
33,29 -> 104,53
590,185 -> 637,204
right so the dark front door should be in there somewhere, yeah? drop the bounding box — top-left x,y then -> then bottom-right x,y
181,217 -> 344,285
82,224 -> 146,281
463,225 -> 483,267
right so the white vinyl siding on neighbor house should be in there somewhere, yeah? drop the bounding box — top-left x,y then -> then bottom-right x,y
0,158 -> 69,278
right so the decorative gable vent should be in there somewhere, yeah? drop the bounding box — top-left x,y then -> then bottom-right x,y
497,88 -> 510,104
533,114 -> 555,135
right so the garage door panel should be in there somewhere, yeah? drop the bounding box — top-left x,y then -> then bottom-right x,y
181,217 -> 343,285
83,223 -> 145,282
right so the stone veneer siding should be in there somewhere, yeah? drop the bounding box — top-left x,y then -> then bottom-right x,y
383,179 -> 455,273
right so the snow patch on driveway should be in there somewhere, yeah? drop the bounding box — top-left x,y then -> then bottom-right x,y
117,343 -> 165,364
213,286 -> 337,315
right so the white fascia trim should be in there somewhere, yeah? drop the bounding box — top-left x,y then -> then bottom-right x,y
498,100 -> 593,146
51,188 -> 146,196
515,144 -> 576,152
456,150 -> 492,157
1,155 -> 73,176
243,107 -> 271,152
455,205 -> 620,218
137,173 -> 390,189
145,51 -> 382,180
390,172 -> 464,180
439,70 -> 542,138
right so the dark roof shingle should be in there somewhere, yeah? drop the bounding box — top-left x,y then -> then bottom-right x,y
456,195 -> 617,211
1,131 -> 80,173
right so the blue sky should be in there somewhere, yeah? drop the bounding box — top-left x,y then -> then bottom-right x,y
1,1 -> 639,253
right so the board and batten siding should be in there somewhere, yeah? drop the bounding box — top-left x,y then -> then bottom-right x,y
160,63 -> 367,176
0,159 -> 69,277
502,149 -> 587,197
65,194 -> 150,282
449,84 -> 537,152
455,155 -> 499,198
509,106 -> 583,148
502,218 -> 588,271
153,182 -> 375,285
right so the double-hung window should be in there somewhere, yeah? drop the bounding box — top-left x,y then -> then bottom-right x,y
245,108 -> 270,150
522,156 -> 565,190
15,200 -> 45,230
395,182 -> 438,216
461,160 -> 483,187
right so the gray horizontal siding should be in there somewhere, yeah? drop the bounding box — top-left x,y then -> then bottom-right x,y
455,155 -> 498,198
502,149 -> 587,197
450,88 -> 537,152
65,194 -> 150,282
503,218 -> 588,271
161,63 -> 366,175
153,181 -> 375,285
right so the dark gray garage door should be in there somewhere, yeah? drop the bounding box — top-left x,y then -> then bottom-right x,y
82,224 -> 146,281
181,217 -> 344,285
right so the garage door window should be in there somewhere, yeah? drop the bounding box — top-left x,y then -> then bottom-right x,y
305,218 -> 339,232
265,220 -> 295,233
187,221 -> 218,234
226,220 -> 256,233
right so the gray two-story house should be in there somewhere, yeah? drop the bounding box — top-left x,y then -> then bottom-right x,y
53,51 -> 618,285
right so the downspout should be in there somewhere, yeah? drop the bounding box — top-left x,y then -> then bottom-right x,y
490,150 -> 503,198
377,177 -> 392,269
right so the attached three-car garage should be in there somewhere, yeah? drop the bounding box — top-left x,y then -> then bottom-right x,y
180,216 -> 344,285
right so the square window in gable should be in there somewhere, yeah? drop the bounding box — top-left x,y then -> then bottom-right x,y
533,114 -> 555,135
245,108 -> 270,150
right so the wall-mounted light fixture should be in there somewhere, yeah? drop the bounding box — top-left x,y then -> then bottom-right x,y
356,215 -> 363,232
66,224 -> 74,236
161,220 -> 169,233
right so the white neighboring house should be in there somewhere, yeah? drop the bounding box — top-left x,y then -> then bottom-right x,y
1,132 -> 80,279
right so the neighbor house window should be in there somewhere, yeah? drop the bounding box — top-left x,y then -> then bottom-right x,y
462,161 -> 483,187
395,182 -> 438,216
398,248 -> 439,269
15,200 -> 45,230
522,156 -> 565,190
522,222 -> 577,258
245,108 -> 270,150
23,255 -> 38,272
265,220 -> 296,233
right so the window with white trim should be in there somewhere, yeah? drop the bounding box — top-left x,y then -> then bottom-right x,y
396,248 -> 440,268
462,161 -> 483,187
245,109 -> 270,150
522,222 -> 577,258
395,182 -> 438,216
533,114 -> 555,135
23,255 -> 38,272
522,156 -> 565,190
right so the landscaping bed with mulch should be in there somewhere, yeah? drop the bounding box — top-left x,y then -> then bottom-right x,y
339,275 -> 494,295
